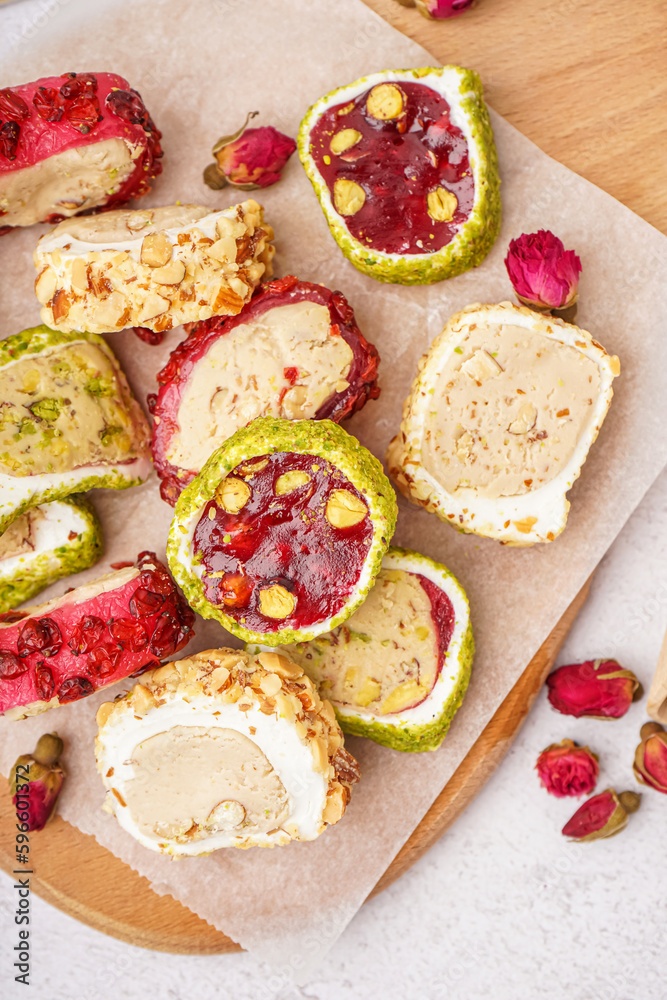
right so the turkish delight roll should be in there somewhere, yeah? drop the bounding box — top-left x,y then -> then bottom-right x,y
167,417 -> 397,646
0,551 -> 195,720
0,73 -> 162,233
34,200 -> 275,334
0,495 -> 102,614
0,326 -> 151,534
386,302 -> 619,544
298,66 -> 500,284
95,648 -> 360,854
152,274 -> 380,503
271,547 -> 473,752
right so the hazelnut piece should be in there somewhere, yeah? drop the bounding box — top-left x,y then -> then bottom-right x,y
140,231 -> 172,268
366,83 -> 405,121
258,584 -> 296,620
427,187 -> 458,222
215,476 -> 251,513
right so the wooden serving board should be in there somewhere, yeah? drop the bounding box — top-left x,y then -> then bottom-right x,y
0,577 -> 590,954
1,0 -> 662,958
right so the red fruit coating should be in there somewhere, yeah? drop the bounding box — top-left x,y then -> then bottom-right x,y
561,791 -> 616,839
152,276 -> 381,505
0,552 -> 194,717
133,326 -> 165,346
192,451 -> 373,633
309,81 -> 474,256
0,72 -> 162,229
546,659 -> 638,719
0,122 -> 20,161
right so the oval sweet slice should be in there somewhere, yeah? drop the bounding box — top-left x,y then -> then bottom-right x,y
34,200 -> 274,334
95,647 -> 359,854
0,72 -> 162,234
167,417 -> 397,645
267,546 -> 473,752
386,302 -> 620,544
0,495 -> 102,613
0,326 -> 151,534
298,66 -> 500,284
0,551 -> 194,719
152,275 -> 380,504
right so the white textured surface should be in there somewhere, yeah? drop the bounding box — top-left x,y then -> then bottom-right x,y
2,465 -> 666,999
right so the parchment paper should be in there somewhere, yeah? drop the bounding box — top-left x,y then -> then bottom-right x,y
1,0 -> 666,978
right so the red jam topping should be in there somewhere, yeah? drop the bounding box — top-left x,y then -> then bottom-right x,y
309,81 -> 473,255
192,452 -> 374,632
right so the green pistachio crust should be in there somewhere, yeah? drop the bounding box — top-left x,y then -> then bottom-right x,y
168,416 -> 398,645
0,325 -> 151,534
0,495 -> 103,613
298,66 -> 501,285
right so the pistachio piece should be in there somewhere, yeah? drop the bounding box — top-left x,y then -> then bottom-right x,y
330,128 -> 362,155
258,584 -> 296,620
215,476 -> 251,513
333,178 -> 366,217
275,470 -> 311,495
325,489 -> 368,528
366,83 -> 405,120
207,799 -> 245,831
140,231 -> 172,268
237,457 -> 270,478
353,677 -> 382,707
508,402 -> 538,434
380,679 -> 427,715
427,187 -> 458,222
151,259 -> 186,285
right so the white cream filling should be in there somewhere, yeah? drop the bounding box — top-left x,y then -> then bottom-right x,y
167,301 -> 353,471
0,138 -> 141,228
98,695 -> 328,853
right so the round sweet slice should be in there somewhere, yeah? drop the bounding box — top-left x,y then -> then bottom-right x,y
0,551 -> 194,720
152,274 -> 380,504
95,647 -> 360,854
0,495 -> 102,613
298,66 -> 500,284
387,302 -> 620,545
34,200 -> 274,334
264,547 -> 473,753
167,417 -> 397,645
0,326 -> 151,534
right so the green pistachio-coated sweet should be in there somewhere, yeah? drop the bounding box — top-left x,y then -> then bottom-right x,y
298,66 -> 501,285
0,495 -> 103,613
167,416 -> 397,645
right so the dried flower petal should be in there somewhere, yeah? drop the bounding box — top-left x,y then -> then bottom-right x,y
562,788 -> 640,842
9,733 -> 65,832
505,230 -> 582,311
633,721 -> 667,793
546,658 -> 642,720
535,739 -> 599,798
415,0 -> 475,18
208,112 -> 296,190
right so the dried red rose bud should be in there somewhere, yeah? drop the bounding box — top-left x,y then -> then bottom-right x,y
9,733 -> 65,832
562,788 -> 640,842
414,0 -> 475,18
505,230 -> 582,312
204,111 -> 296,191
633,721 -> 667,793
535,739 -> 599,798
546,658 -> 642,720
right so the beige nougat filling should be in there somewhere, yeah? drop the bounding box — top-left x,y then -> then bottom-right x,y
0,341 -> 140,476
421,322 -> 600,500
168,301 -> 353,470
0,508 -> 43,560
124,725 -> 289,840
0,138 -> 140,229
285,568 -> 439,716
